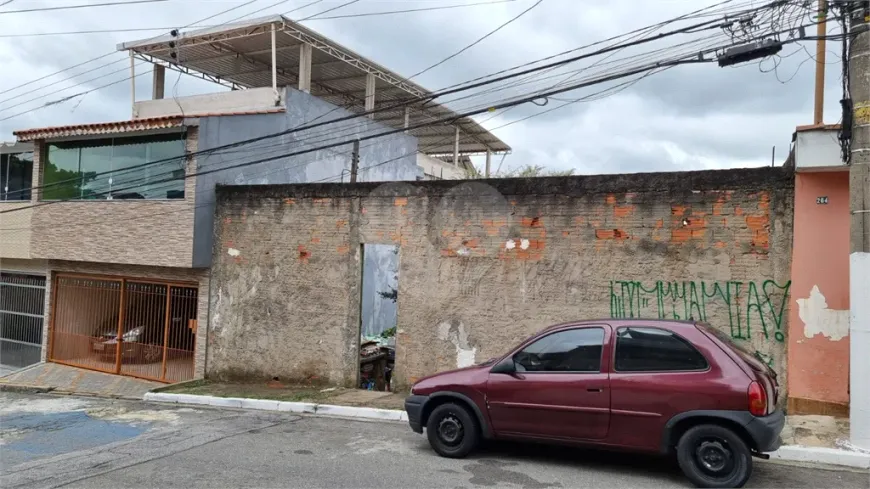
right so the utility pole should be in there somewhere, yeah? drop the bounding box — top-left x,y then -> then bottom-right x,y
847,0 -> 870,450
814,0 -> 828,124
350,140 -> 360,183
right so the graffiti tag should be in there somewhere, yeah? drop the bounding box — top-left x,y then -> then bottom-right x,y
609,280 -> 791,342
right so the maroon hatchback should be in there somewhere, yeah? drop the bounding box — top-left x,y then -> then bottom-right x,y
405,319 -> 783,488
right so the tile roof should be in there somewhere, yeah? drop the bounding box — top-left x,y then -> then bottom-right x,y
13,116 -> 186,142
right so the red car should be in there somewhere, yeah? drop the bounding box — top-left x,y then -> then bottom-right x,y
405,319 -> 783,488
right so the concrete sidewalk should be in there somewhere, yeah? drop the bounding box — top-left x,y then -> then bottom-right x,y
0,363 -> 160,399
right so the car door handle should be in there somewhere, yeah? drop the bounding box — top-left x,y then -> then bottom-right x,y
587,387 -> 603,392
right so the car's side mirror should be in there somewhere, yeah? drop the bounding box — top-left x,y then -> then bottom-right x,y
490,357 -> 517,375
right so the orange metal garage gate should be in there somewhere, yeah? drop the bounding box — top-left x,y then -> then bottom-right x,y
48,274 -> 198,383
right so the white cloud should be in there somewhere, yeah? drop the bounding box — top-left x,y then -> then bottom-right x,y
0,0 -> 845,175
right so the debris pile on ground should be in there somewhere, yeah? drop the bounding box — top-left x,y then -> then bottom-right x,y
359,327 -> 396,391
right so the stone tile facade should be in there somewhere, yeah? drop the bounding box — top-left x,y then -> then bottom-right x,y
26,127 -> 199,269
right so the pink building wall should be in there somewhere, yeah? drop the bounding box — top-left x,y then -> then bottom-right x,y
787,171 -> 851,415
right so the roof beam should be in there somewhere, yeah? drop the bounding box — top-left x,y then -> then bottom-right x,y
133,53 -> 244,90
129,23 -> 274,55
298,43 -> 312,93
207,44 -> 295,85
203,41 -> 363,109
277,22 -> 426,98
191,44 -> 300,64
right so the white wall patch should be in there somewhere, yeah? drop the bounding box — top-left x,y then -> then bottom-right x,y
505,240 -> 516,250
520,238 -> 530,250
797,285 -> 850,341
227,248 -> 241,257
437,321 -> 478,368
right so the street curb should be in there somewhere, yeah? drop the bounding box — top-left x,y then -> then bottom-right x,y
0,383 -> 55,394
0,382 -> 145,401
769,446 -> 870,469
142,392 -> 870,470
149,378 -> 207,393
143,392 -> 409,422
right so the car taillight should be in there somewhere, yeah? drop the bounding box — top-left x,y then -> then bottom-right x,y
748,381 -> 767,416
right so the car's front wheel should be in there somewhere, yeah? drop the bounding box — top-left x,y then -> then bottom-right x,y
676,424 -> 753,488
425,402 -> 479,458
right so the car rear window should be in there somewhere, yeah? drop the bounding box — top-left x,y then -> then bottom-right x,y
697,323 -> 754,355
696,323 -> 773,375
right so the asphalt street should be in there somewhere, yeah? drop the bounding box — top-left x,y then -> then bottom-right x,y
1,392 -> 868,489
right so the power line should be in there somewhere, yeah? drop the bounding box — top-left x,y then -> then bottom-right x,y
0,52 -> 119,97
0,0 -> 168,15
6,1 -> 813,199
0,6 -> 827,225
0,0 -> 516,38
0,58 -> 129,108
0,64 -> 151,122
3,0 -> 799,199
0,0 -> 369,119
407,0 -> 544,80
0,0 -> 301,116
0,0 -> 15,7
309,0 -> 516,20
0,57 -> 722,216
0,0 -> 263,98
299,0 -> 359,20
0,66 -> 686,233
0,61 -> 134,113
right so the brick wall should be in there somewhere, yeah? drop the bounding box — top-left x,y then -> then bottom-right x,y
29,127 -> 199,268
210,167 -> 794,391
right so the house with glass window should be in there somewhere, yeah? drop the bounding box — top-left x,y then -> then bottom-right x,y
0,15 -> 509,383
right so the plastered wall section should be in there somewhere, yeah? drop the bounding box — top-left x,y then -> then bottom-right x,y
41,260 -> 209,377
210,168 -> 794,391
29,128 -> 199,269
786,172 -> 850,409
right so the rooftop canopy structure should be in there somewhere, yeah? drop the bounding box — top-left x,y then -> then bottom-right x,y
118,15 -> 510,157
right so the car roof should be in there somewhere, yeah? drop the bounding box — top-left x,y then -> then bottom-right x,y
542,318 -> 700,332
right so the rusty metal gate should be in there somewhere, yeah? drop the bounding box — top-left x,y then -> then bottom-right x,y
49,274 -> 198,382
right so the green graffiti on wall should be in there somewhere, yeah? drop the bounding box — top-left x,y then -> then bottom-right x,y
609,280 -> 791,342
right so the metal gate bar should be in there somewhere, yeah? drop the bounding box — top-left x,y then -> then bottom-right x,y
49,274 -> 197,383
0,272 -> 46,370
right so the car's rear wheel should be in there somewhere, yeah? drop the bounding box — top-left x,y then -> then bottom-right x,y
425,402 -> 479,458
677,424 -> 753,488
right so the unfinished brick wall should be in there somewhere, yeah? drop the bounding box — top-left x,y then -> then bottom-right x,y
210,167 -> 794,391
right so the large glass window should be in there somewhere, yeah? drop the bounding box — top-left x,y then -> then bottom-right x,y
1,151 -> 34,201
615,327 -> 708,372
514,328 -> 604,373
43,133 -> 186,200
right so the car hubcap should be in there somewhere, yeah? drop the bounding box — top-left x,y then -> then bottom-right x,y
696,440 -> 733,474
438,415 -> 463,445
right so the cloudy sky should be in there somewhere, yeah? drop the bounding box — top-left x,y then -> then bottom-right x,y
0,0 -> 847,175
